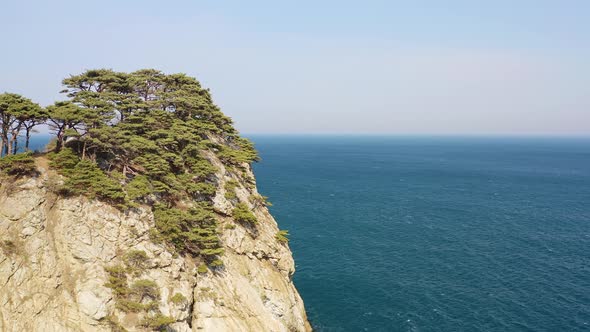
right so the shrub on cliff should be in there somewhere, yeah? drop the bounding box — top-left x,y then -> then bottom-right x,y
142,314 -> 176,331
49,148 -> 79,171
216,137 -> 259,165
152,204 -> 223,259
170,293 -> 187,305
59,160 -> 127,206
130,279 -> 160,301
232,203 -> 257,224
104,265 -> 129,298
124,250 -> 150,272
224,179 -> 239,200
276,230 -> 290,244
0,152 -> 37,177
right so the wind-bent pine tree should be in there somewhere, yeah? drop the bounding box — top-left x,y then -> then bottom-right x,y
0,69 -> 260,269
0,93 -> 43,156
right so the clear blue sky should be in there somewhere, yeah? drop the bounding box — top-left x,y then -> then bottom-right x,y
1,0 -> 589,135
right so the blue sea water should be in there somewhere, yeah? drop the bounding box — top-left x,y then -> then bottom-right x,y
249,136 -> 590,332
24,134 -> 590,330
12,135 -> 51,154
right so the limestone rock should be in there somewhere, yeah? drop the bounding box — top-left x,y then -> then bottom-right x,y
0,155 -> 310,332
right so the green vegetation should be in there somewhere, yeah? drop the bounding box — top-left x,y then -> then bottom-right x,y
0,69 -> 292,330
116,299 -> 147,313
250,194 -> 272,208
0,93 -> 44,156
170,293 -> 187,305
0,152 -> 36,177
1,71 -> 275,327
275,230 -> 290,244
0,69 -> 265,265
224,179 -> 239,200
104,252 -> 161,314
105,265 -> 130,298
197,263 -> 208,274
131,279 -> 160,301
232,202 -> 257,224
216,137 -> 259,165
124,250 -> 149,272
142,314 -> 176,331
209,259 -> 224,268
126,175 -> 152,203
152,204 -> 223,260
56,157 -> 127,207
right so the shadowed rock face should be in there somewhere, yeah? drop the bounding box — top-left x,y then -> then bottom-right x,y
0,154 -> 310,331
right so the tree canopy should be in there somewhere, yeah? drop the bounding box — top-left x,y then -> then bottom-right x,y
0,93 -> 44,156
0,69 -> 261,266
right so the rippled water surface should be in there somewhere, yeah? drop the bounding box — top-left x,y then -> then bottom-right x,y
250,136 -> 590,332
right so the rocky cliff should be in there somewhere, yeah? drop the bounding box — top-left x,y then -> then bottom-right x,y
0,153 -> 311,331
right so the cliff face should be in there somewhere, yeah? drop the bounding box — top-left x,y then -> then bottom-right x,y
0,152 -> 310,331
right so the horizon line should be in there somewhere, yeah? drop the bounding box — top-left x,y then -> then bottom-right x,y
31,132 -> 590,138
242,132 -> 590,137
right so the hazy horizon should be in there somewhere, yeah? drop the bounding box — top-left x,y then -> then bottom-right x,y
1,1 -> 589,135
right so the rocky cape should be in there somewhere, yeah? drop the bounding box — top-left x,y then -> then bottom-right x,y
0,152 -> 311,331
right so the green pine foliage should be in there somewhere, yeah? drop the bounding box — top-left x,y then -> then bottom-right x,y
130,279 -> 160,301
104,265 -> 130,298
124,250 -> 149,272
0,69 -> 289,331
232,203 -> 257,224
0,93 -> 45,155
152,204 -> 224,259
170,293 -> 187,305
105,255 -> 162,314
209,259 -> 224,268
0,152 -> 37,177
116,299 -> 146,313
49,148 -> 79,170
58,159 -> 127,206
50,148 -> 127,205
276,230 -> 290,243
125,175 -> 152,203
0,69 -> 266,266
216,137 -> 259,165
141,314 -> 176,331
224,179 -> 239,200
250,194 -> 272,207
197,263 -> 208,274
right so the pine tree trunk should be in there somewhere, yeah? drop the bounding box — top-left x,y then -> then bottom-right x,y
7,136 -> 13,155
25,129 -> 31,151
56,133 -> 63,153
82,141 -> 87,159
1,125 -> 9,157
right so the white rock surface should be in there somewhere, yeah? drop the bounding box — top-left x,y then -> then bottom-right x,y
0,158 -> 310,332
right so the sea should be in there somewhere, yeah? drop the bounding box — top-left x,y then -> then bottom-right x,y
249,135 -> 590,332
24,135 -> 590,331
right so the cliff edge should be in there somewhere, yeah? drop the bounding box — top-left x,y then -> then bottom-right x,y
0,69 -> 311,331
0,152 -> 310,331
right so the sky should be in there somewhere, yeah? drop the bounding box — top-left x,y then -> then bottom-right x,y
1,0 -> 589,135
